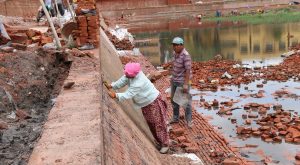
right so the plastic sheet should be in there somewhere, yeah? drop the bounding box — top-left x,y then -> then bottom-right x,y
173,87 -> 189,108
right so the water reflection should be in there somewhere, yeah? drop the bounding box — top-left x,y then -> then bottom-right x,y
133,22 -> 300,66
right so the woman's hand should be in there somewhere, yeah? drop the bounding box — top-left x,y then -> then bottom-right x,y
183,84 -> 188,93
108,90 -> 116,98
103,81 -> 112,89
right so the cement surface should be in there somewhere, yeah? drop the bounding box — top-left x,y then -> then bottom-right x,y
28,53 -> 102,165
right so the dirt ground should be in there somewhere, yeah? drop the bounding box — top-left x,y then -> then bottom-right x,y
0,48 -> 70,164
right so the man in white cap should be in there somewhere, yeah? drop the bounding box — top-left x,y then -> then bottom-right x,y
169,37 -> 193,128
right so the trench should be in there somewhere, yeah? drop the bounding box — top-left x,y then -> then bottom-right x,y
0,49 -> 71,164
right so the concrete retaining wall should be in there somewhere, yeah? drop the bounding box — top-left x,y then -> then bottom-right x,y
99,28 -> 154,142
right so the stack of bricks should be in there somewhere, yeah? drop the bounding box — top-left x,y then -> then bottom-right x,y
73,0 -> 100,48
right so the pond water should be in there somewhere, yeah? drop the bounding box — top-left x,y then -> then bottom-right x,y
193,80 -> 300,164
131,20 -> 300,164
132,20 -> 300,67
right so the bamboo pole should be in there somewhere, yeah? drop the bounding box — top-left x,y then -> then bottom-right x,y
39,0 -> 62,49
67,0 -> 76,22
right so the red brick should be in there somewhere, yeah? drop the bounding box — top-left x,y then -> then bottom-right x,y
180,142 -> 191,148
87,27 -> 99,34
26,40 -> 33,45
26,29 -> 37,38
222,158 -> 241,165
212,99 -> 219,107
261,134 -> 270,140
88,33 -> 99,40
273,136 -> 282,142
0,121 -> 8,130
87,15 -> 98,21
0,67 -> 8,74
285,137 -> 293,142
236,127 -> 245,134
80,32 -> 89,37
185,146 -> 199,153
41,36 -> 53,45
79,27 -> 88,33
11,43 -> 27,50
87,21 -> 99,28
177,136 -> 187,143
287,127 -> 300,138
248,113 -> 258,118
158,70 -> 169,76
16,109 -> 31,120
245,119 -> 251,125
31,36 -> 41,43
9,33 -> 28,43
245,144 -> 258,148
172,128 -> 185,136
258,108 -> 267,114
252,131 -> 262,136
296,153 -> 300,160
76,16 -> 87,26
294,138 -> 300,143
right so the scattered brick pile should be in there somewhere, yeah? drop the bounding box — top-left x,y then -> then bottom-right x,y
163,59 -> 257,91
25,29 -> 53,46
236,108 -> 300,144
5,28 -> 53,47
261,53 -> 300,82
162,52 -> 300,91
191,60 -> 254,88
105,31 -> 134,50
73,0 -> 99,47
0,28 -> 54,53
169,128 -> 199,153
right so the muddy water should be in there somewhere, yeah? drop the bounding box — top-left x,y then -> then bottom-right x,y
193,80 -> 300,164
132,21 -> 300,164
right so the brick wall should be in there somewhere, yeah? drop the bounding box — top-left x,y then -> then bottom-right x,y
73,0 -> 100,47
167,0 -> 190,5
0,0 -> 39,17
97,0 -> 168,10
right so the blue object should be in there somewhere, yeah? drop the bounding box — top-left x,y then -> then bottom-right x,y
172,37 -> 184,45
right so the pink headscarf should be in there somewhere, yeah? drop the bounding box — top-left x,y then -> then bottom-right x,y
124,63 -> 141,77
